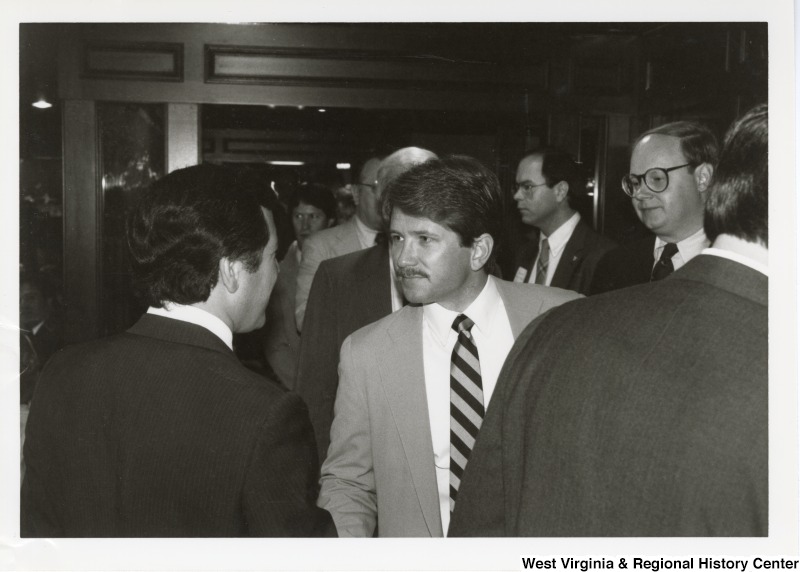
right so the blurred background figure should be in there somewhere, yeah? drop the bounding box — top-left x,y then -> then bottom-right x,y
294,156 -> 383,331
19,272 -> 63,405
333,184 -> 357,225
263,182 -> 336,389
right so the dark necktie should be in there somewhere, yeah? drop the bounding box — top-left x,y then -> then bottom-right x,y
651,242 -> 679,281
449,314 -> 484,512
535,238 -> 549,285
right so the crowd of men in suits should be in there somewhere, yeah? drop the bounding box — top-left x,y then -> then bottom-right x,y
20,102 -> 767,537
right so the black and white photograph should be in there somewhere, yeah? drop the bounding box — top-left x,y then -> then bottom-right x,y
4,1 -> 795,570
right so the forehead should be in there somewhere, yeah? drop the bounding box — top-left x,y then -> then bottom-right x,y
517,155 -> 544,178
631,134 -> 686,170
390,209 -> 450,235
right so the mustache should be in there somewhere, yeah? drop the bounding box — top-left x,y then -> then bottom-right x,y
396,268 -> 429,279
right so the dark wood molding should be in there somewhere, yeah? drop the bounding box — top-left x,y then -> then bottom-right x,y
204,44 -> 546,93
82,41 -> 184,82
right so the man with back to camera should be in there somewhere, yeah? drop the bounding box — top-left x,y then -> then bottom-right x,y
294,155 -> 383,330
295,146 -> 437,463
318,156 -> 581,537
590,121 -> 718,294
21,164 -> 332,537
511,147 -> 616,294
262,182 -> 335,389
449,104 -> 768,536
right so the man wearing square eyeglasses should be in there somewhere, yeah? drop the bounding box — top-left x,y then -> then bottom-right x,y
511,148 -> 616,295
590,121 -> 718,294
294,156 -> 383,331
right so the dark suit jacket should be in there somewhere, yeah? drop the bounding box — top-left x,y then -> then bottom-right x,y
515,219 -> 616,294
589,234 -> 656,294
449,255 -> 767,536
21,314 -> 332,537
295,244 -> 392,463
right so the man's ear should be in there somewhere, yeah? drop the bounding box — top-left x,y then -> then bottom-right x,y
217,257 -> 243,294
554,181 -> 570,203
694,163 -> 714,193
470,233 -> 494,271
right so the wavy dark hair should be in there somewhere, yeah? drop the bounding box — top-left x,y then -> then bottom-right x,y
127,164 -> 275,307
704,104 -> 768,246
383,155 -> 503,273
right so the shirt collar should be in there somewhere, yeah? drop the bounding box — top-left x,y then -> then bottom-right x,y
147,303 -> 233,350
422,276 -> 501,346
655,227 -> 709,259
354,214 -> 378,249
541,211 -> 581,256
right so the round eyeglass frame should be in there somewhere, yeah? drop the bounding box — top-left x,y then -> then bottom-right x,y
621,163 -> 690,197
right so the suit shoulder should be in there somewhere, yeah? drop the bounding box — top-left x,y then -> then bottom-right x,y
498,279 -> 582,305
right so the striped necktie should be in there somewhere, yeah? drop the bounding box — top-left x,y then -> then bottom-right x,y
535,238 -> 549,285
449,314 -> 484,512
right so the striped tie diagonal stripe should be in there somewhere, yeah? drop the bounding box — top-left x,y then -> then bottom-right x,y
449,314 -> 483,512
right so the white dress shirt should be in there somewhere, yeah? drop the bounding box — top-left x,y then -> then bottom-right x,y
528,212 -> 581,285
654,227 -> 709,272
421,276 -> 514,535
147,303 -> 233,350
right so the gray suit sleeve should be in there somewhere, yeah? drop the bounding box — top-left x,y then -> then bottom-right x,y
317,335 -> 378,537
294,236 -> 328,331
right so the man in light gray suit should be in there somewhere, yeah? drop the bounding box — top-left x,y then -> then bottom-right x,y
449,103 -> 768,537
318,156 -> 580,537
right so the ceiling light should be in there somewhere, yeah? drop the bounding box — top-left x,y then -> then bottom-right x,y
318,108 -> 326,113
268,160 -> 305,166
32,98 -> 52,109
336,163 -> 351,170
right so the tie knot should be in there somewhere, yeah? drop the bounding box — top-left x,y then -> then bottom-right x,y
452,314 -> 475,336
660,242 -> 678,261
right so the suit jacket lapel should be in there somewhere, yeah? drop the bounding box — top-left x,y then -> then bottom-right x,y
550,221 -> 587,289
379,307 -> 443,536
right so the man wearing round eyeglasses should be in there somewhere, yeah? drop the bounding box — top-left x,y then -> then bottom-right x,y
294,156 -> 383,331
590,121 -> 718,294
511,147 -> 616,295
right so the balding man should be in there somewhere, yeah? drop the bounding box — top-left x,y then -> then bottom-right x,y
295,147 -> 438,463
294,156 -> 382,330
590,121 -> 718,294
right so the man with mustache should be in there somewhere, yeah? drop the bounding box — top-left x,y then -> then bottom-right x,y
318,155 -> 580,537
296,146 -> 437,463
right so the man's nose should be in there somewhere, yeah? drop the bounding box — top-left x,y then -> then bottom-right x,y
394,241 -> 415,267
513,188 -> 524,201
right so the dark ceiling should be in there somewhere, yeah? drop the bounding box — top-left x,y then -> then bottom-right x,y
17,22 -> 692,160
